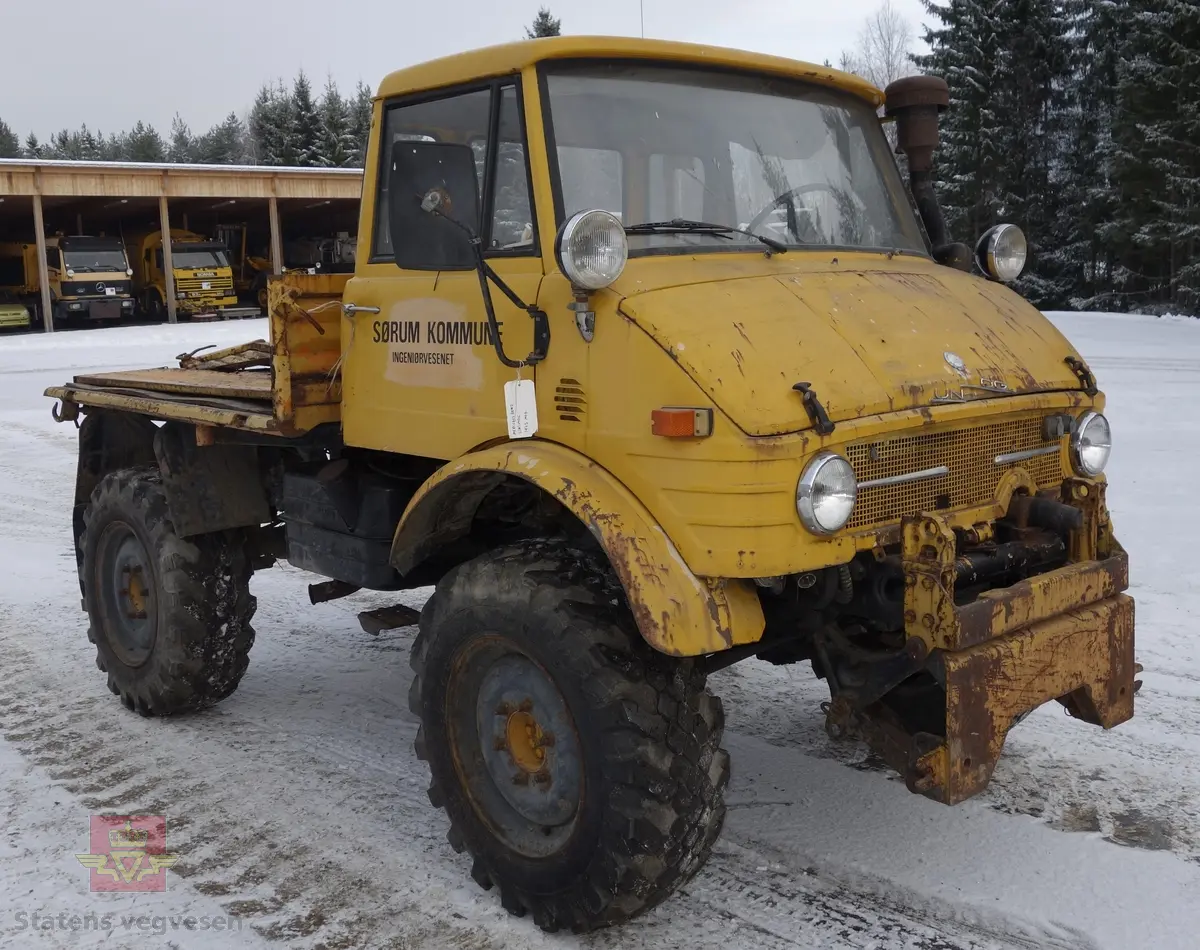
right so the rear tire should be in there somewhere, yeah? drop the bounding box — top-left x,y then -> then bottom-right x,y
81,467 -> 256,715
251,273 -> 269,312
410,540 -> 728,932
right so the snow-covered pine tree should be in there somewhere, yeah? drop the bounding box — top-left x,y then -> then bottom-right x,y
250,84 -> 279,164
78,126 -> 102,161
915,1 -> 1003,244
125,121 -> 166,162
291,71 -> 322,167
168,115 -> 195,163
98,131 -> 125,162
1047,0 -> 1128,310
989,0 -> 1073,306
24,133 -> 42,158
317,77 -> 355,168
1109,0 -> 1199,312
525,7 -> 562,38
348,81 -> 373,167
196,113 -> 248,164
0,119 -> 20,158
49,130 -> 72,159
1162,0 -> 1200,313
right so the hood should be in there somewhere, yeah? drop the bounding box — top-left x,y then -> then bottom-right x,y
617,263 -> 1085,437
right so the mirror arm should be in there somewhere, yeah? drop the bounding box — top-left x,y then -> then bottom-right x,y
468,239 -> 550,368
425,201 -> 550,368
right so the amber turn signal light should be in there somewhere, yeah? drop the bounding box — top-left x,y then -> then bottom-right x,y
651,407 -> 713,438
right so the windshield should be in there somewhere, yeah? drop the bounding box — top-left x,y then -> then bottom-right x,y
63,248 -> 129,273
173,248 -> 230,269
544,63 -> 925,255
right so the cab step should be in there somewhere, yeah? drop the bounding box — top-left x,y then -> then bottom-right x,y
358,604 -> 421,635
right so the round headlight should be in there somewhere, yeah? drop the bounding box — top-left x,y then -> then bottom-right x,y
797,452 -> 858,535
1071,411 -> 1111,476
555,209 -> 628,290
975,224 -> 1027,282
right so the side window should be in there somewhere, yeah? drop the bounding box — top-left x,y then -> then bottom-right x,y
155,249 -> 163,270
490,86 -> 535,251
46,247 -> 60,269
558,147 -> 623,220
374,88 -> 492,258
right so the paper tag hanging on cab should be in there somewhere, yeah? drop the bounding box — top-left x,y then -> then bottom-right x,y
504,378 -> 538,439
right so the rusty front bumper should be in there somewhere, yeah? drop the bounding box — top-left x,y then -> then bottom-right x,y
849,479 -> 1137,805
911,590 -> 1134,803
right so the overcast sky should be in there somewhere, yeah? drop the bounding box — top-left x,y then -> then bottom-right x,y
3,0 -> 929,142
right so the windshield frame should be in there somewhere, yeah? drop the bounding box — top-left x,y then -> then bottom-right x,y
171,246 -> 231,269
62,248 -> 130,273
537,59 -> 930,260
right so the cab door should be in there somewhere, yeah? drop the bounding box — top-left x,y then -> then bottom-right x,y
341,81 -> 542,460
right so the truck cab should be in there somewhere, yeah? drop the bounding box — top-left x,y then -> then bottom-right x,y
129,228 -> 238,319
45,37 -> 1136,933
0,235 -> 135,325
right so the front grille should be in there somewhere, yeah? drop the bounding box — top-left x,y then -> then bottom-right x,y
845,414 -> 1065,530
176,277 -> 233,294
61,280 -> 131,297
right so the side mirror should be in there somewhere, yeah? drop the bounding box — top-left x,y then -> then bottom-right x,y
388,141 -> 480,271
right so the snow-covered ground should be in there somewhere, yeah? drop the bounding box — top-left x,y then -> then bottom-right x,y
1,312 -> 1199,949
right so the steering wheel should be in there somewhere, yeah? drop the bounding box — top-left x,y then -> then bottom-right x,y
746,183 -> 837,243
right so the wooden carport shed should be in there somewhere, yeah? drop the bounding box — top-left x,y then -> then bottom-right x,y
0,159 -> 363,331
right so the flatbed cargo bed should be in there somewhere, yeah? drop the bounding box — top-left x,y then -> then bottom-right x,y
44,274 -> 348,438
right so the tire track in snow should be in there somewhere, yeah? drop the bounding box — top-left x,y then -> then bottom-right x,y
0,617 -> 1094,950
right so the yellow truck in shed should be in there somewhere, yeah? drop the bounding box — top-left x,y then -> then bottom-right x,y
45,37 -> 1137,933
0,234 -> 135,326
127,228 -> 241,319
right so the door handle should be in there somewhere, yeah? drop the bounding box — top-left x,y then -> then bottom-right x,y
343,303 -> 380,316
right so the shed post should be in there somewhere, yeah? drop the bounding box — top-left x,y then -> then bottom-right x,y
32,193 -> 54,334
268,195 -> 283,276
159,195 -> 177,324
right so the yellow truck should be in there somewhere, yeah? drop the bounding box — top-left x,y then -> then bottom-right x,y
215,223 -> 359,313
0,235 -> 135,326
45,38 -> 1136,933
127,229 -> 243,319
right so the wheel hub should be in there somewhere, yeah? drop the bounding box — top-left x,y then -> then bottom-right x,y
94,522 -> 156,667
504,708 -> 549,774
120,565 -> 149,620
471,652 -> 582,835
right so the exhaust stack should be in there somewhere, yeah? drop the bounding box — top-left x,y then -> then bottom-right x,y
884,76 -> 970,271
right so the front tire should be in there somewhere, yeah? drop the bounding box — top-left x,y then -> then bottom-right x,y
144,288 -> 165,321
410,541 -> 728,932
81,467 -> 256,715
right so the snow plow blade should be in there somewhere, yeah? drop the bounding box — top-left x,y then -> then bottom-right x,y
913,593 -> 1134,804
837,495 -> 1136,806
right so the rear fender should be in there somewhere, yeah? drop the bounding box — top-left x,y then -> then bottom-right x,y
391,442 -> 765,657
73,410 -> 159,594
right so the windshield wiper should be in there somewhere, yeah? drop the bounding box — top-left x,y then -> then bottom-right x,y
624,218 -> 787,254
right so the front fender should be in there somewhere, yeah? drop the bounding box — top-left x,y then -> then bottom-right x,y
391,441 -> 765,657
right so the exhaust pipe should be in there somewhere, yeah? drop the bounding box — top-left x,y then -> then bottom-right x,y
884,76 -> 971,271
